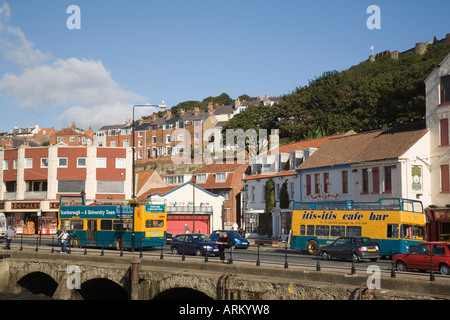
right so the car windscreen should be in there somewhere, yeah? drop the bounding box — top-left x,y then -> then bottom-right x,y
192,235 -> 212,242
228,231 -> 242,238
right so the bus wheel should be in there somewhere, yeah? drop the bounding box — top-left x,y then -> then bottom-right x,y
71,237 -> 80,248
115,238 -> 124,251
306,240 -> 318,255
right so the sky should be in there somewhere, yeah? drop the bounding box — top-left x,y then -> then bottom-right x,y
0,0 -> 449,132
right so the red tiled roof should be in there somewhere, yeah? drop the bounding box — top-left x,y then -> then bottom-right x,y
298,123 -> 428,170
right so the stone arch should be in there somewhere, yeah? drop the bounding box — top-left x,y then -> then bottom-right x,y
153,273 -> 217,300
77,278 -> 129,300
153,287 -> 213,300
17,271 -> 59,298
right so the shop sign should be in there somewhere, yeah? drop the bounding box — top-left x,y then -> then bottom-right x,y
411,165 -> 422,191
11,202 -> 40,210
50,202 -> 60,209
435,211 -> 450,220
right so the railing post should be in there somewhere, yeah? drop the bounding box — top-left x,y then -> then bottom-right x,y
51,236 -> 55,253
430,249 -> 435,281
351,250 -> 356,274
35,237 -> 39,252
256,244 -> 260,267
84,240 -> 87,255
316,247 -> 321,271
101,239 -> 104,256
140,240 -> 143,259
391,249 -> 396,278
160,239 -> 164,260
19,234 -> 23,251
182,241 -> 185,261
284,244 -> 288,269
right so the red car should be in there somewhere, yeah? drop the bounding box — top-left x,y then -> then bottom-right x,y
394,242 -> 450,275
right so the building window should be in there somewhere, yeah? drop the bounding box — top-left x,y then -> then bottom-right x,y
440,118 -> 449,146
440,75 -> 450,105
251,186 -> 255,202
341,171 -> 348,194
116,158 -> 126,169
362,169 -> 369,194
3,160 -> 8,170
441,164 -> 450,193
384,166 -> 392,193
323,172 -> 329,193
58,158 -> 68,168
196,174 -> 206,183
97,181 -> 124,194
372,167 -> 380,194
96,158 -> 107,168
40,158 -> 48,168
58,180 -> 85,193
166,135 -> 171,143
216,172 -> 226,182
314,174 -> 320,194
77,157 -> 87,168
25,158 -> 33,169
306,174 -> 311,196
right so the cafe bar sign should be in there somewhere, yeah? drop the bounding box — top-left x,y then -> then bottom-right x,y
11,202 -> 40,210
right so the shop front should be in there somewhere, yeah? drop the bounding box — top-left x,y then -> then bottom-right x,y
425,207 -> 450,242
0,201 -> 59,235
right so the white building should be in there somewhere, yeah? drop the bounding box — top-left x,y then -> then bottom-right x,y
424,51 -> 450,241
144,182 -> 225,235
242,136 -> 338,239
297,125 -> 431,207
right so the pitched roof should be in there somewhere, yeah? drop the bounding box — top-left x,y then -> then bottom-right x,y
298,123 -> 428,170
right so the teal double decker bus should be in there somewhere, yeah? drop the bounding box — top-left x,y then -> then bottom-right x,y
58,196 -> 167,250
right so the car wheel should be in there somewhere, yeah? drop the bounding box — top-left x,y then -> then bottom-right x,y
439,263 -> 449,275
396,261 -> 407,272
195,248 -> 202,256
306,240 -> 319,255
171,247 -> 178,255
322,251 -> 330,260
351,252 -> 360,262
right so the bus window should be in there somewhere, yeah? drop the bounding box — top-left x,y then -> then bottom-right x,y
145,220 -> 164,228
300,225 -> 305,235
101,220 -> 112,231
70,219 -> 84,230
60,220 -> 70,230
346,226 -> 361,236
331,226 -> 345,237
400,224 -> 424,239
306,225 -> 314,236
316,225 -> 329,236
387,224 -> 399,238
113,220 -> 129,231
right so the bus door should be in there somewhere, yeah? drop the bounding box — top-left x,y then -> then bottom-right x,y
86,220 -> 97,243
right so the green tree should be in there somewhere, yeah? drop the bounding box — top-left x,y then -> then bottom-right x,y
265,180 -> 275,237
279,180 -> 290,209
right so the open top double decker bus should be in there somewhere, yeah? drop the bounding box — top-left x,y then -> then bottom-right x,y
58,195 -> 166,250
290,198 -> 425,257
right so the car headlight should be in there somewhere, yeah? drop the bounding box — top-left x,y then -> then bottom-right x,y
204,246 -> 212,249
234,238 -> 241,244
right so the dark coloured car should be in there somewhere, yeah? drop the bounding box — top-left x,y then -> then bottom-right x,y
209,230 -> 250,249
320,236 -> 380,262
170,233 -> 219,256
165,232 -> 173,244
394,242 -> 450,275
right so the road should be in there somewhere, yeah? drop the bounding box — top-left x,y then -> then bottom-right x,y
1,235 -> 395,273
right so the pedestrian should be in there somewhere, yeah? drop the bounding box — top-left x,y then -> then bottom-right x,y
216,232 -> 227,263
224,232 -> 236,264
58,229 -> 69,253
5,226 -> 14,250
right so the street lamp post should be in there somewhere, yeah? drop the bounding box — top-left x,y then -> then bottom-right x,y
131,102 -> 166,251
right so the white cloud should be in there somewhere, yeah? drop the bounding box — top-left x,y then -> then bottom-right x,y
0,2 -> 52,67
0,2 -> 146,130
